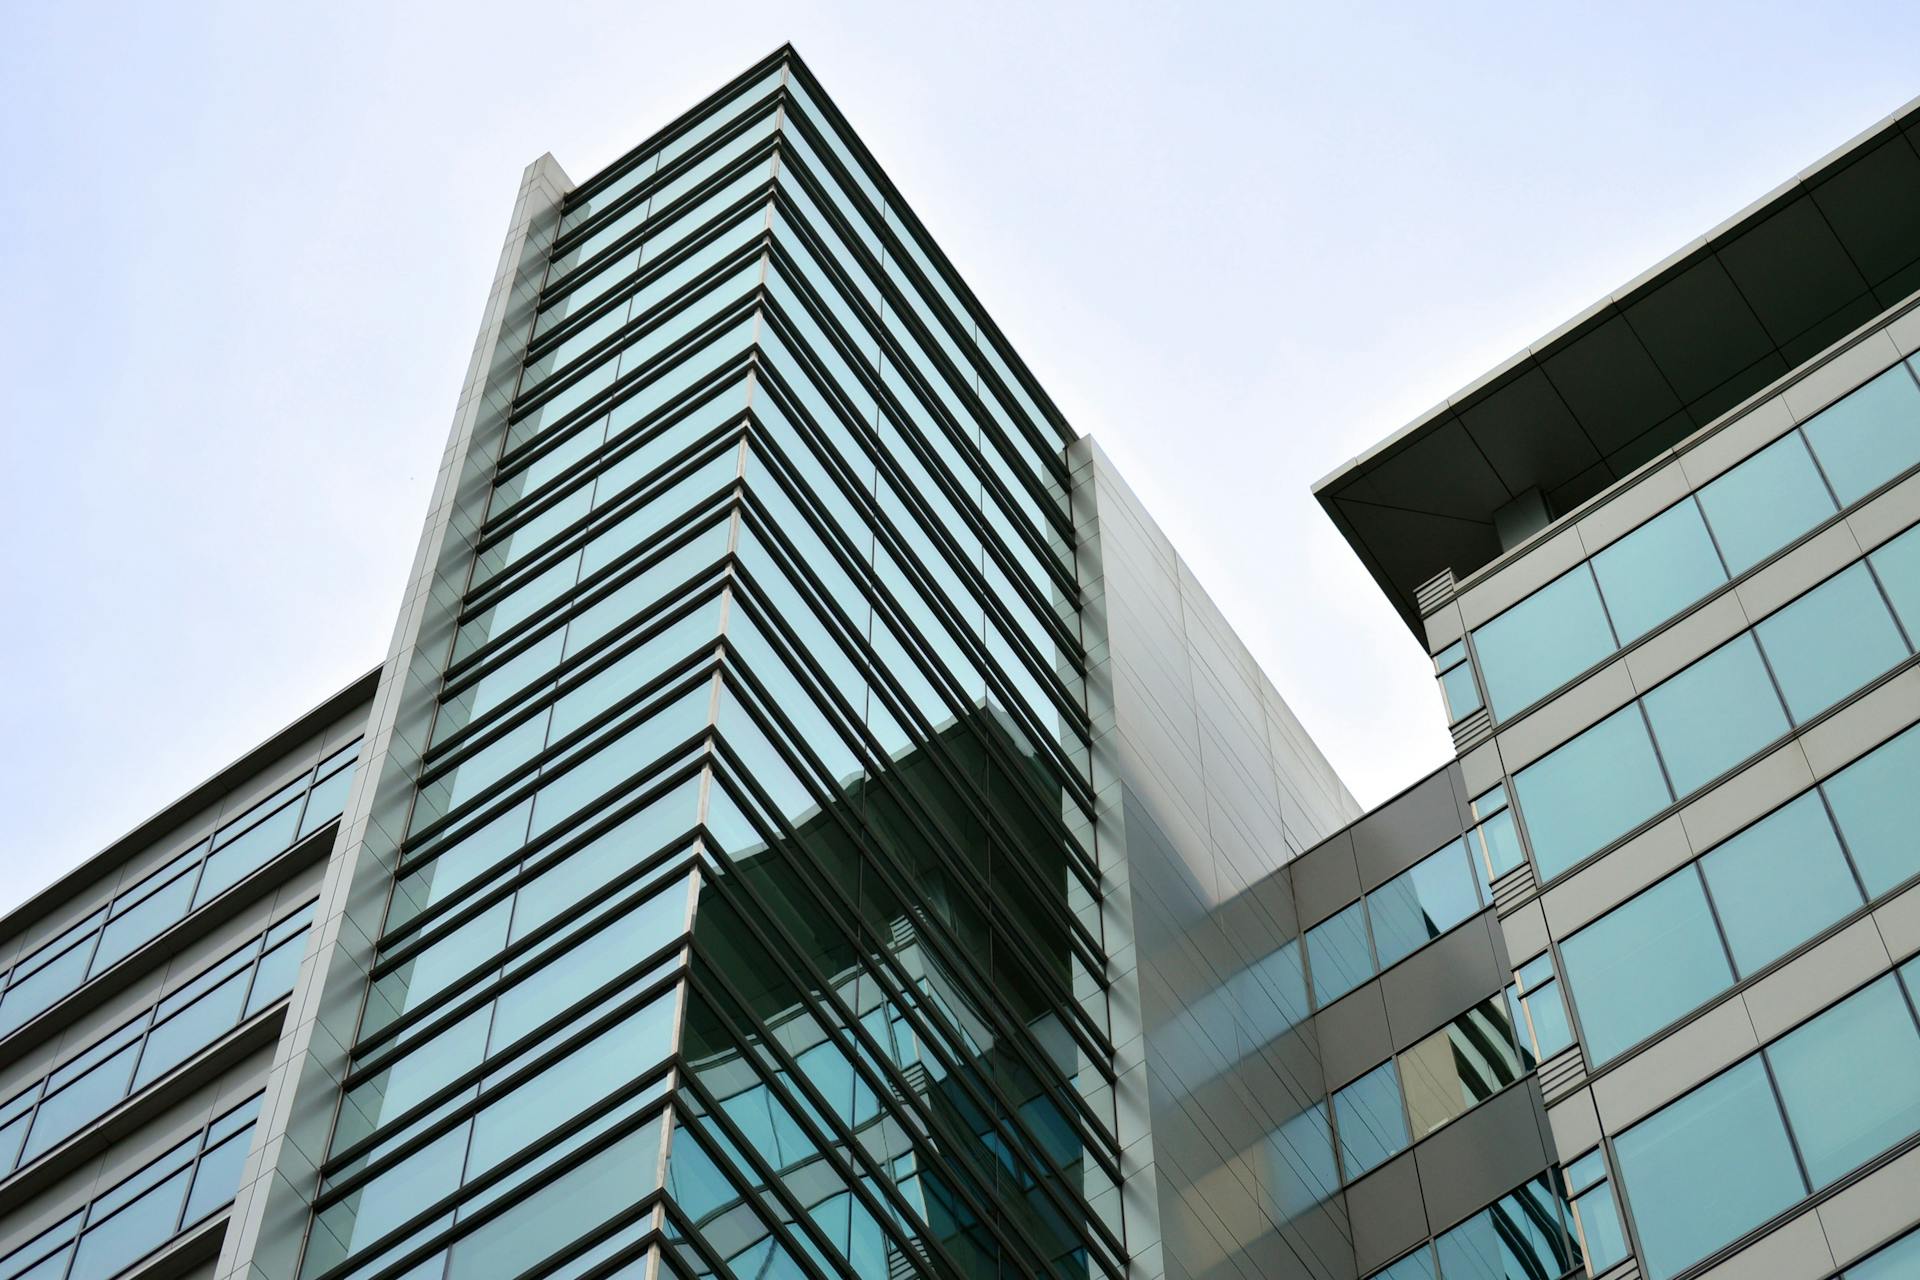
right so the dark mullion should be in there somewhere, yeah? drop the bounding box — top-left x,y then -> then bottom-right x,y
775,61 -> 1078,472
723,572 -> 1109,1005
731,488 -> 1098,909
733,480 -> 1099,894
686,890 -> 1088,1280
679,980 -> 968,1280
768,139 -> 1075,548
751,356 -> 1088,727
690,825 -> 1126,1280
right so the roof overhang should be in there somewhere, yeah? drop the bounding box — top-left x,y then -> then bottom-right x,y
1316,94 -> 1920,633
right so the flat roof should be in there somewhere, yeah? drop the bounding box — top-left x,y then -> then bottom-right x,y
1316,93 -> 1920,633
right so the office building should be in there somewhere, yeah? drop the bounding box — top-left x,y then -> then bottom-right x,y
2,42 -> 1916,1280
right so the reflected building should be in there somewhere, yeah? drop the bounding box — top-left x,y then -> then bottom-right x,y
3,42 -> 1919,1280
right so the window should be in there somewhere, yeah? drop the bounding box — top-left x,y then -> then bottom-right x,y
1697,432 -> 1837,575
1367,1251 -> 1436,1280
1513,705 -> 1672,881
1466,786 -> 1525,887
1641,634 -> 1789,795
1561,1149 -> 1628,1276
1506,953 -> 1573,1067
1472,567 -> 1617,719
1267,1102 -> 1339,1219
1591,498 -> 1727,644
1397,997 -> 1522,1138
1799,362 -> 1920,506
1754,563 -> 1909,722
1613,1057 -> 1806,1280
1822,723 -> 1920,897
1306,900 -> 1374,1007
1367,838 -> 1484,970
1764,974 -> 1920,1188
1870,523 -> 1920,636
1559,869 -> 1733,1063
1432,1176 -> 1575,1280
1333,1062 -> 1409,1181
1847,1227 -> 1920,1279
1434,641 -> 1484,723
1699,793 -> 1862,975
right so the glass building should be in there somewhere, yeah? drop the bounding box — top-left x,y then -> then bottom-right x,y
2,42 -> 1917,1280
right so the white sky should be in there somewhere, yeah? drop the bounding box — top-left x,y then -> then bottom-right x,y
2,1 -> 1916,917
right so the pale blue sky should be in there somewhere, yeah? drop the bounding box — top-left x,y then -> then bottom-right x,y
3,1 -> 1916,915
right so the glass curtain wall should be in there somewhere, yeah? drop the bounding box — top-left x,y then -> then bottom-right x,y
295,49 -> 1109,1280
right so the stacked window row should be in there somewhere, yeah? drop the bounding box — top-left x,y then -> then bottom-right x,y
0,1093 -> 261,1280
1366,1174 -> 1583,1280
1611,957 -> 1920,1280
0,902 -> 312,1177
1460,356 -> 1920,722
1514,521 -> 1920,881
0,741 -> 358,1039
1558,720 -> 1920,1064
1303,833 -> 1495,1009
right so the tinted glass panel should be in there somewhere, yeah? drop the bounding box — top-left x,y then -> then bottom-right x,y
1513,705 -> 1671,881
1305,901 -> 1373,1007
1754,563 -> 1908,722
1473,567 -> 1616,719
1432,1176 -> 1574,1280
1370,1252 -> 1435,1280
1641,634 -> 1789,794
1333,1062 -> 1408,1181
1591,499 -> 1727,643
1698,432 -> 1837,575
1614,1058 -> 1805,1280
1765,974 -> 1920,1188
1560,870 -> 1733,1063
1367,839 -> 1482,970
1871,523 -> 1920,636
1439,662 -> 1483,722
1849,1229 -> 1920,1279
1699,793 -> 1862,975
1823,724 -> 1920,897
1800,362 -> 1920,505
1398,998 -> 1522,1138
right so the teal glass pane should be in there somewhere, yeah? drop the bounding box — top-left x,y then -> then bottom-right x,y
1474,809 -> 1525,885
1370,1250 -> 1435,1280
1755,563 -> 1909,722
1560,870 -> 1733,1063
1333,1062 -> 1408,1181
1800,363 -> 1920,505
1267,1102 -> 1338,1219
1367,839 -> 1482,970
1614,1058 -> 1805,1280
1434,641 -> 1466,671
0,940 -> 96,1036
1699,793 -> 1862,975
1513,706 -> 1672,881
1573,1184 -> 1629,1273
1591,499 -> 1728,643
1765,974 -> 1920,1188
1698,432 -> 1837,575
1433,1176 -> 1573,1280
1472,567 -> 1617,719
1305,901 -> 1374,1007
91,873 -> 195,975
1849,1228 -> 1920,1279
133,969 -> 250,1090
1642,634 -> 1789,795
194,801 -> 302,908
67,1168 -> 191,1280
21,1044 -> 138,1164
1870,523 -> 1920,637
1439,662 -> 1483,722
299,765 -> 355,838
181,1127 -> 251,1226
1823,723 -> 1920,897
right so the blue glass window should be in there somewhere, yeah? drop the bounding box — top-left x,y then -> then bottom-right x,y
1513,706 -> 1672,881
1467,786 -> 1524,887
1367,838 -> 1483,970
1305,901 -> 1374,1007
1698,432 -> 1837,575
1849,1228 -> 1920,1279
1398,998 -> 1522,1137
1870,523 -> 1920,637
1765,974 -> 1920,1188
1756,562 -> 1909,722
1333,1062 -> 1408,1181
1641,634 -> 1789,795
1435,641 -> 1484,723
1562,1150 -> 1629,1275
1591,499 -> 1727,643
1368,1250 -> 1436,1280
1473,567 -> 1617,719
1800,363 -> 1920,506
1507,953 -> 1573,1067
1433,1176 -> 1574,1280
1823,724 -> 1920,897
1614,1057 -> 1806,1280
1559,869 -> 1733,1063
1699,793 -> 1862,975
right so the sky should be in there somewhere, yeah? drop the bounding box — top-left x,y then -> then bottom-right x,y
2,1 -> 1917,917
